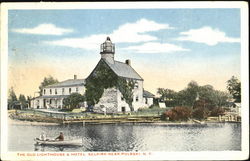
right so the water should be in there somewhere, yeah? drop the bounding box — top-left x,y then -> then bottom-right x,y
8,122 -> 241,152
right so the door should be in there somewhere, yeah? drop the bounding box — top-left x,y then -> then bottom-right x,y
43,99 -> 46,109
122,107 -> 126,113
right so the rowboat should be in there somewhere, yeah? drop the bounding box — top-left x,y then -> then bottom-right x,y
34,138 -> 83,146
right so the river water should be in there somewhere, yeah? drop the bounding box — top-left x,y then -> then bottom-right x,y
8,122 -> 241,152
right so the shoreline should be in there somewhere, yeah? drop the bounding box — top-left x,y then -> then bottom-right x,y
8,118 -> 61,126
8,110 -> 241,126
8,117 -> 240,126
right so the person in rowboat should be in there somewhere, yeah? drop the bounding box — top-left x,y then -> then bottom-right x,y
55,132 -> 64,141
37,131 -> 49,141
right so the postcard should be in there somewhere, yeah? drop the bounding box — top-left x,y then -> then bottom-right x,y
0,2 -> 249,161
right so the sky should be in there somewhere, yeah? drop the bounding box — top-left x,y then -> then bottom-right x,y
8,9 -> 241,97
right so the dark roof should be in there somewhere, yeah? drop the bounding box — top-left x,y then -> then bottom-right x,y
143,90 -> 155,98
104,59 -> 143,80
45,79 -> 85,88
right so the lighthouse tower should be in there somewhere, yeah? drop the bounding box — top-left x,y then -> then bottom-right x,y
100,37 -> 115,64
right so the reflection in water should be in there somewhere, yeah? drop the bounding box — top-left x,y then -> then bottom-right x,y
8,122 -> 241,152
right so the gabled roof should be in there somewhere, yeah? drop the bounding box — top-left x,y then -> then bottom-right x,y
45,79 -> 85,88
104,59 -> 143,80
143,90 -> 155,98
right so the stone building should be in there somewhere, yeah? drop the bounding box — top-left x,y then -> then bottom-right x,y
31,37 -> 154,112
87,37 -> 154,113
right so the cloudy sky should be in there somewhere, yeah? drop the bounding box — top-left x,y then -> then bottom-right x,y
8,8 -> 241,96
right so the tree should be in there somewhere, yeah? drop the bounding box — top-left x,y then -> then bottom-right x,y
8,87 -> 17,109
39,76 -> 59,95
19,94 -> 28,109
198,85 -> 217,110
27,96 -> 32,108
227,76 -> 241,102
186,81 -> 199,106
174,81 -> 199,107
157,88 -> 177,107
213,90 -> 230,107
63,93 -> 85,110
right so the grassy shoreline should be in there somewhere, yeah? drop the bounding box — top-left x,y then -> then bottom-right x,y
8,109 -> 240,125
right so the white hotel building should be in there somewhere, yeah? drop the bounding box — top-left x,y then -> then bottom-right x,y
31,75 -> 85,109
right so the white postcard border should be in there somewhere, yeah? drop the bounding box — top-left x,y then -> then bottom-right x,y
1,2 -> 249,160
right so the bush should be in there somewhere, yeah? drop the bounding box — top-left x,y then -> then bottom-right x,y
63,93 -> 85,110
192,107 -> 209,120
162,106 -> 191,121
210,107 -> 225,116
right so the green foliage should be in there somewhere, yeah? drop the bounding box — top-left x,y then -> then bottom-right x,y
117,78 -> 135,111
85,60 -> 135,111
157,88 -> 177,107
213,90 -> 230,107
19,94 -> 28,109
158,80 -> 231,121
198,85 -> 229,108
27,96 -> 32,108
8,87 -> 17,101
174,81 -> 199,107
227,76 -> 241,102
193,99 -> 214,111
8,87 -> 18,109
132,107 -> 165,116
39,76 -> 59,95
85,61 -> 118,105
162,106 -> 192,121
63,93 -> 85,110
162,81 -> 230,109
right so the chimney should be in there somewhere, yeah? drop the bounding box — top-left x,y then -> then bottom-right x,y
74,75 -> 77,80
125,59 -> 131,66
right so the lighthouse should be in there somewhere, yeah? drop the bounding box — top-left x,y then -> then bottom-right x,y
100,37 -> 115,64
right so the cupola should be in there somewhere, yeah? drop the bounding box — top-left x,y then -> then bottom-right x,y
100,37 -> 115,64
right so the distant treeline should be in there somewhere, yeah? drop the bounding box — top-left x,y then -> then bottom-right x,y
157,76 -> 241,108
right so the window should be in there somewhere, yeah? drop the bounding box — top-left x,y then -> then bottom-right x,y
62,88 -> 64,95
121,96 -> 124,101
136,96 -> 139,102
76,87 -> 78,93
49,99 -> 52,104
55,89 -> 57,95
145,98 -> 148,104
135,81 -> 139,88
50,89 -> 52,94
44,89 -> 46,95
69,88 -> 71,94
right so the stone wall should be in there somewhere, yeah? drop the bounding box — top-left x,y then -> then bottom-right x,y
93,88 -> 118,113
